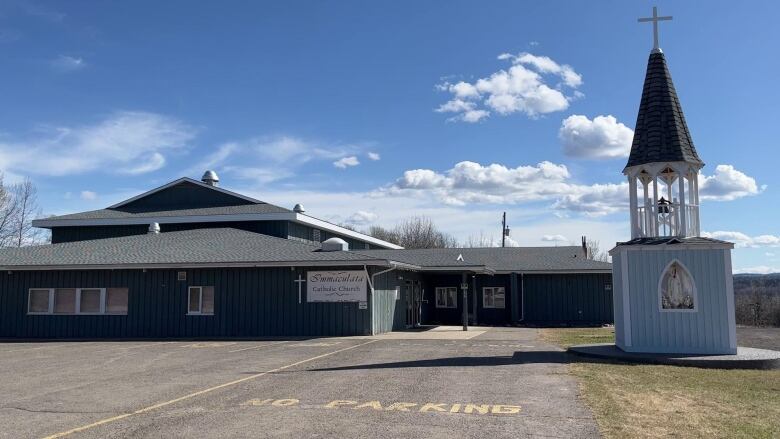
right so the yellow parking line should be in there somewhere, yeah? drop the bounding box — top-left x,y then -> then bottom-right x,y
228,340 -> 289,353
41,339 -> 379,439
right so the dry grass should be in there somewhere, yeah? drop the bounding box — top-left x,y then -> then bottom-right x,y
541,327 -> 780,439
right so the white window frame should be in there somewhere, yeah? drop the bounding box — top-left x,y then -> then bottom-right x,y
435,287 -> 457,309
26,288 -> 128,315
482,287 -> 506,309
187,286 -> 214,316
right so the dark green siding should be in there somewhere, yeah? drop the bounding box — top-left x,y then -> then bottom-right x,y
120,181 -> 252,211
522,273 -> 613,324
0,266 -> 373,338
51,221 -> 289,244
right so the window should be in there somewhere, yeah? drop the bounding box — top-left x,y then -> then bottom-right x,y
177,271 -> 187,281
435,287 -> 457,308
79,289 -> 102,314
106,288 -> 129,314
188,286 -> 214,315
28,289 -> 51,314
54,289 -> 77,314
483,287 -> 505,309
27,288 -> 129,315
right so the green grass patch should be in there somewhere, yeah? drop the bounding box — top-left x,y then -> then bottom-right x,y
541,327 -> 780,438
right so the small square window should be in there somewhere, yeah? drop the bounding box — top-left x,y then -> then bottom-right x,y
29,289 -> 51,313
54,289 -> 77,314
177,271 -> 187,281
188,286 -> 214,315
106,288 -> 129,314
483,287 -> 505,309
79,289 -> 102,313
435,287 -> 457,308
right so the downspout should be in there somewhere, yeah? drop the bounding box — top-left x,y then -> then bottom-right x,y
519,273 -> 525,322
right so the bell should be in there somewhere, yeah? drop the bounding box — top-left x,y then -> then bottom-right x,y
658,196 -> 671,214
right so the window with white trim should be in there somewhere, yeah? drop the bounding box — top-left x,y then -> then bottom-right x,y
27,288 -> 129,315
188,286 -> 214,315
482,287 -> 505,309
435,287 -> 457,308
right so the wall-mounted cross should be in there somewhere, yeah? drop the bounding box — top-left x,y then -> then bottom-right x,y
638,6 -> 673,52
294,274 -> 306,304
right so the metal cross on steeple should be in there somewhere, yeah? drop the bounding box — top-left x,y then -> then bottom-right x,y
638,6 -> 673,53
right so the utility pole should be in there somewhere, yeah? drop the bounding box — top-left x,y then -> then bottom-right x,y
501,212 -> 510,247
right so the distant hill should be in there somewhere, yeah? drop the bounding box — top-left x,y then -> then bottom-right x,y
733,273 -> 780,296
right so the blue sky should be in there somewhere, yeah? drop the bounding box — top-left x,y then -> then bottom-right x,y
1,0 -> 778,272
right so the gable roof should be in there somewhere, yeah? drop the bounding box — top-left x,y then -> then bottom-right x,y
625,51 -> 703,170
0,230 -> 610,273
108,177 -> 262,209
0,228 -> 391,270
358,246 -> 611,273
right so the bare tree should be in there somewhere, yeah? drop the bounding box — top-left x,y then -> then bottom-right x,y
585,238 -> 608,262
463,232 -> 497,248
0,174 -> 18,247
9,178 -> 44,247
366,216 -> 458,249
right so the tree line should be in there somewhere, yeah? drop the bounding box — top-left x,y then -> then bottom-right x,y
0,175 -> 46,247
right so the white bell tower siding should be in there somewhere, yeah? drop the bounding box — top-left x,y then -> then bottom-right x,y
626,161 -> 702,239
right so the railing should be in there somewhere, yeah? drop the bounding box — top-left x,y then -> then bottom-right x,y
634,203 -> 699,238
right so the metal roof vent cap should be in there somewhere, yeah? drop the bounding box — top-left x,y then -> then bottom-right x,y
293,203 -> 305,213
148,222 -> 161,234
321,237 -> 349,252
201,170 -> 219,186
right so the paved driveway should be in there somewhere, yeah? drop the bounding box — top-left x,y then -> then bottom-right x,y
0,328 -> 598,438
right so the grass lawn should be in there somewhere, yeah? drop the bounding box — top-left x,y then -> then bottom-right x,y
540,327 -> 780,439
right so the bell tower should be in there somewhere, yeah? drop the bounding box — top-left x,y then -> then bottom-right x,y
609,7 -> 737,355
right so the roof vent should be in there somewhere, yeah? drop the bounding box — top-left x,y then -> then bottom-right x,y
201,170 -> 219,186
148,222 -> 161,234
321,237 -> 349,252
293,203 -> 305,213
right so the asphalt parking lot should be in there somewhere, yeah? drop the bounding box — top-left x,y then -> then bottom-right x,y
0,328 -> 598,439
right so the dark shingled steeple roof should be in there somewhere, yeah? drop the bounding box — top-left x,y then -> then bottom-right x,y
625,51 -> 703,170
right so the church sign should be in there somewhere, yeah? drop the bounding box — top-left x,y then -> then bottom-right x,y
307,271 -> 368,302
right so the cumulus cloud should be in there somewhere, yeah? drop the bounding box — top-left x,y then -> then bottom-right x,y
702,231 -> 780,248
0,111 -> 194,176
559,115 -> 634,159
699,165 -> 764,201
436,52 -> 582,123
79,190 -> 97,200
51,55 -> 85,72
381,160 -> 762,217
334,156 -> 360,169
541,234 -> 568,243
367,152 -> 381,161
345,210 -> 378,226
733,266 -> 780,275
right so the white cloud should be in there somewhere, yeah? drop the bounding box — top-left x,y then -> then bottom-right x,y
702,231 -> 780,248
541,234 -> 568,243
0,111 -> 194,177
189,135 -> 371,183
436,52 -> 582,123
733,266 -> 780,275
559,115 -> 634,159
381,160 -> 762,217
765,252 -> 776,257
367,152 -> 381,161
51,55 -> 85,72
699,165 -> 764,201
345,210 -> 378,225
333,156 -> 360,169
79,190 -> 97,200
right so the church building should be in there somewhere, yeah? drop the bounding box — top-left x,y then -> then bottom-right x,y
0,172 -> 611,338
